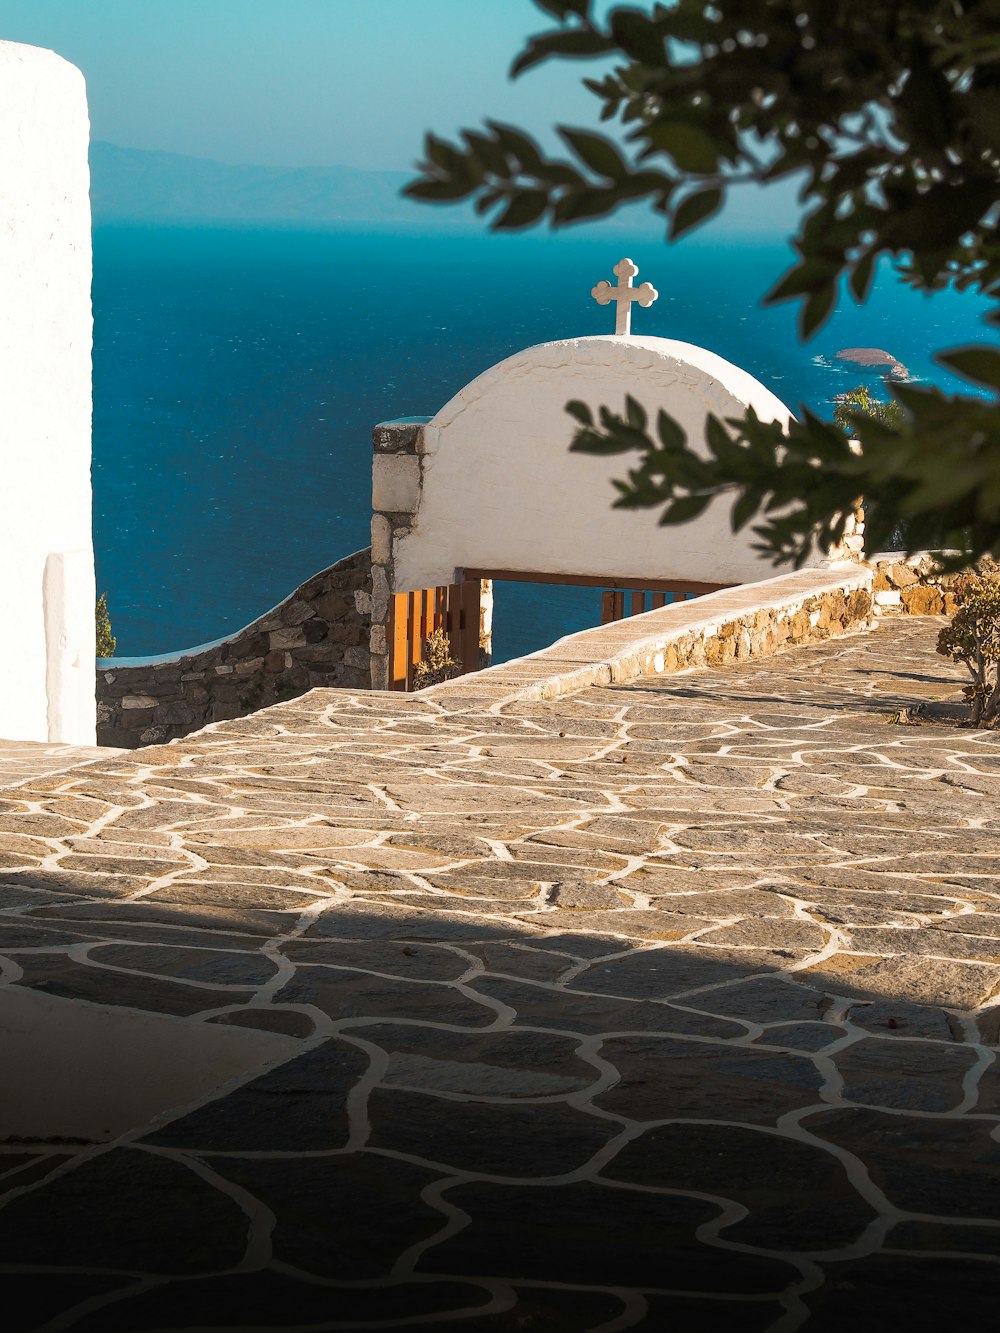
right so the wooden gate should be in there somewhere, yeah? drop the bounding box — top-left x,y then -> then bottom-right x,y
600,583 -> 716,624
387,572 -> 730,690
387,579 -> 481,691
461,570 -> 727,632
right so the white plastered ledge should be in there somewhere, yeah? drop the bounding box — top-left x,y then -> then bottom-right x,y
393,335 -> 803,593
0,42 -> 96,743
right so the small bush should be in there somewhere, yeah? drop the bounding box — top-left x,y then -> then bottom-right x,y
936,576 -> 1000,728
833,384 -> 904,434
412,628 -> 462,689
95,592 -> 117,657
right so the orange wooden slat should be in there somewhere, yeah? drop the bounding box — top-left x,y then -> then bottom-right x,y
460,579 -> 480,673
407,590 -> 422,690
652,592 -> 667,609
630,590 -> 645,618
601,590 -> 616,625
390,592 -> 410,691
424,587 -> 435,638
445,584 -> 462,663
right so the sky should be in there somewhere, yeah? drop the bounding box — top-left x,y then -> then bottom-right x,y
0,0 -> 609,171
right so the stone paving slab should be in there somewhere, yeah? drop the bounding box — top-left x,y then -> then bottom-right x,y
0,739 -> 121,788
0,618 -> 998,1330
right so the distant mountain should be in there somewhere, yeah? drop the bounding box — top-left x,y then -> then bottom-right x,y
89,141 -> 443,226
88,141 -> 800,237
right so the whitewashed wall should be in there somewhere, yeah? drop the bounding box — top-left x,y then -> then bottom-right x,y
389,335 -> 809,592
0,42 -> 95,743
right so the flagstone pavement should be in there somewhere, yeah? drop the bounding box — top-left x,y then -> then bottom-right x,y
1,616 -> 998,1332
0,739 -> 115,789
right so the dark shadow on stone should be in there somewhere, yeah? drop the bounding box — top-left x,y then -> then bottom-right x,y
0,893 -> 997,1331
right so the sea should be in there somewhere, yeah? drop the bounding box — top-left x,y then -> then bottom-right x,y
92,223 -> 990,663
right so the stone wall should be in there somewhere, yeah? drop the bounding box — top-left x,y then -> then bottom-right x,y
870,552 -> 999,616
97,548 -> 371,748
420,566 -> 876,705
660,583 -> 874,674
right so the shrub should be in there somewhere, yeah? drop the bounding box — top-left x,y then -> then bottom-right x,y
833,386 -> 907,550
832,386 -> 904,435
412,628 -> 462,689
95,592 -> 117,658
937,577 -> 1000,728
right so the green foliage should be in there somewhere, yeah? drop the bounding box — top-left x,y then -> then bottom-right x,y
834,386 -> 907,547
95,593 -> 116,658
407,0 -> 1000,567
412,628 -> 462,689
937,575 -> 1000,727
833,386 -> 905,436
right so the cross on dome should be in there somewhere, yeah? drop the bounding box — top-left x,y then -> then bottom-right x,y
591,258 -> 658,336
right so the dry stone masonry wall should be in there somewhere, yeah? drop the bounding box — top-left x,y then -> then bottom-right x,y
658,584 -> 873,673
97,548 -> 371,749
871,551 -> 1000,616
421,567 -> 878,709
412,553 -> 996,711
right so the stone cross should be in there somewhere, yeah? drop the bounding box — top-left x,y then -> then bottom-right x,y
591,258 -> 658,336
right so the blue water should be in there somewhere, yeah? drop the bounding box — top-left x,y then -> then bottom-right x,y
92,224 -> 991,661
